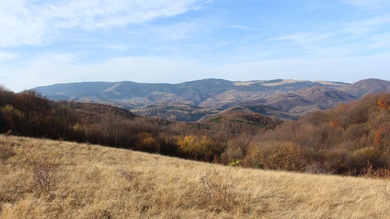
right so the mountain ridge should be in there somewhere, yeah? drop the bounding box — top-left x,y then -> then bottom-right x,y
33,78 -> 390,121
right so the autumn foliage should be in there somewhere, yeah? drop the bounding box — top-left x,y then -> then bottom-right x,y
1,85 -> 390,177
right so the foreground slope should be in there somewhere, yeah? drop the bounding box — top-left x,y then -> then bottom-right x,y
1,135 -> 389,219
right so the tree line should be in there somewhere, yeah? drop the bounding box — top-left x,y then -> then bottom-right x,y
1,85 -> 390,177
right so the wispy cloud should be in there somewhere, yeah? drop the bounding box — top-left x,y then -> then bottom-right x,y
341,16 -> 390,36
367,32 -> 390,50
0,0 -> 212,47
342,0 -> 390,10
29,53 -> 77,65
272,32 -> 331,44
227,25 -> 252,30
0,51 -> 16,61
150,20 -> 212,41
267,11 -> 390,58
151,22 -> 201,41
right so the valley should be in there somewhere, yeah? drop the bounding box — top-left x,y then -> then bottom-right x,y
34,78 -> 390,121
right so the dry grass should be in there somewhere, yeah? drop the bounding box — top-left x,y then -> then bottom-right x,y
1,135 -> 390,219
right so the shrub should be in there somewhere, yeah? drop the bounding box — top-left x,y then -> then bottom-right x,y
242,144 -> 263,168
23,148 -> 60,195
244,141 -> 307,172
322,149 -> 349,174
176,135 -> 223,161
220,144 -> 244,165
136,133 -> 160,153
349,147 -> 384,173
262,141 -> 307,171
1,104 -> 24,134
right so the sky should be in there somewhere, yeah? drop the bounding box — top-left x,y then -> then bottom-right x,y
1,0 -> 390,92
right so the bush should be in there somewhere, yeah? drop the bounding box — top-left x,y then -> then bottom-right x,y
262,141 -> 307,171
322,149 -> 349,174
220,144 -> 244,165
23,148 -> 60,195
348,147 -> 384,173
176,135 -> 223,161
242,144 -> 263,168
244,141 -> 307,172
136,133 -> 160,153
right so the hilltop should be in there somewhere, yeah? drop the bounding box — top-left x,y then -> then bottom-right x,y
1,135 -> 389,218
33,78 -> 390,121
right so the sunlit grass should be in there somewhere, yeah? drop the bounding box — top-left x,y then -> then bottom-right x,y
1,134 -> 389,218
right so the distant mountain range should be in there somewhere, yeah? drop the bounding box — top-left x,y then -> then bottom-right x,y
33,78 -> 390,121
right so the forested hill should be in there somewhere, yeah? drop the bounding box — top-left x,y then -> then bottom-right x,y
33,78 -> 390,121
1,85 -> 390,177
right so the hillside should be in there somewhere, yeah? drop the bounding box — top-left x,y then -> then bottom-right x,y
2,88 -> 390,176
339,78 -> 390,98
33,78 -> 390,121
1,135 -> 389,218
131,103 -> 219,122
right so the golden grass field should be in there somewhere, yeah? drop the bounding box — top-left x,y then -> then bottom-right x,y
1,134 -> 390,219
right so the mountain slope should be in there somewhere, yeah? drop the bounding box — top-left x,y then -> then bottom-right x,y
34,79 -> 348,108
131,103 -> 219,122
339,78 -> 390,98
33,78 -> 390,120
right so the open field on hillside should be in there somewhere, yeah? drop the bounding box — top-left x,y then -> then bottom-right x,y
1,135 -> 390,218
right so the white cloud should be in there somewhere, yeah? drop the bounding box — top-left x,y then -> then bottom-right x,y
44,0 -> 211,29
29,53 -> 78,65
151,21 -> 211,41
272,32 -> 331,44
0,51 -> 16,61
0,0 -> 47,47
341,16 -> 390,36
267,14 -> 390,58
343,0 -> 390,10
77,43 -> 129,51
0,0 -> 212,47
368,32 -> 390,50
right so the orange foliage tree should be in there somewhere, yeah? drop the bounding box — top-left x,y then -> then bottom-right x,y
374,124 -> 390,152
176,135 -> 223,161
376,95 -> 390,110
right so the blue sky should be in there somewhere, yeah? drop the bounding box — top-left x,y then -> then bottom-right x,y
1,0 -> 390,92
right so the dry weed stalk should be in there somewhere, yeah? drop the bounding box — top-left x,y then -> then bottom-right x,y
118,167 -> 140,182
0,143 -> 15,163
363,163 -> 390,179
197,170 -> 237,212
23,147 -> 60,195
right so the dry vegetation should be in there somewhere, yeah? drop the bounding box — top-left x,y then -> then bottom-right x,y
2,87 -> 390,177
1,135 -> 390,218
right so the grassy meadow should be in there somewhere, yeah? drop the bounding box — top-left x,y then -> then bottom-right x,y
1,134 -> 390,219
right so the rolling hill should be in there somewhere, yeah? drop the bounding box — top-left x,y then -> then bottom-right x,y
33,78 -> 390,121
1,135 -> 389,218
